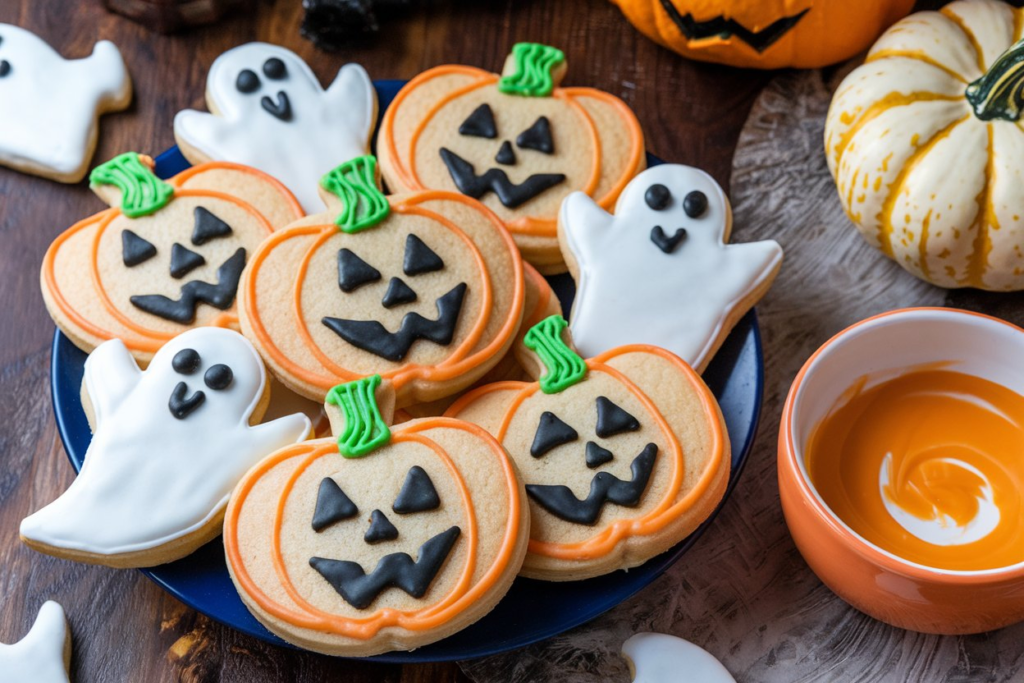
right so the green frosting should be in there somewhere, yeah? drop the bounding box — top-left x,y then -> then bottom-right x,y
89,152 -> 174,218
497,43 -> 565,97
966,37 -> 1024,122
325,375 -> 391,458
524,315 -> 587,394
320,155 -> 390,233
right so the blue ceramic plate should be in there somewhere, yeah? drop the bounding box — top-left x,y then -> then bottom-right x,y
50,80 -> 763,663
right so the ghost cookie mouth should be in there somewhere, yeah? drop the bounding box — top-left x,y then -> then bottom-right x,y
260,90 -> 292,121
439,148 -> 565,209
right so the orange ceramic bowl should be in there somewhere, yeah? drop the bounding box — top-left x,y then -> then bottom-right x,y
779,307 -> 1024,635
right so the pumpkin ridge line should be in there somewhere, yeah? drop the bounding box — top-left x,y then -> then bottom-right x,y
866,50 -> 969,84
939,6 -> 990,76
833,92 -> 964,164
965,123 -> 997,288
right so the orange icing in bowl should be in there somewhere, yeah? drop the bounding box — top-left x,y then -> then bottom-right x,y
805,369 -> 1024,572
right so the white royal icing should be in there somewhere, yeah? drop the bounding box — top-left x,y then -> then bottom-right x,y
561,164 -> 782,371
623,632 -> 735,683
0,24 -> 130,179
173,42 -> 376,213
20,328 -> 311,556
0,601 -> 70,683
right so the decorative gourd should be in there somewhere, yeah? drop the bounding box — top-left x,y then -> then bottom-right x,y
825,0 -> 1024,291
446,316 -> 729,581
224,375 -> 529,657
609,0 -> 913,69
238,156 -> 525,407
377,43 -> 646,274
40,152 -> 303,362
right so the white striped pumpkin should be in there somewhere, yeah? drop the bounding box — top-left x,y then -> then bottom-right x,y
825,0 -> 1024,291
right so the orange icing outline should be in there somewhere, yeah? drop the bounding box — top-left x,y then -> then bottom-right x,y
446,344 -> 724,561
242,190 -> 525,393
170,161 -> 305,222
223,418 -> 522,639
379,65 -> 645,239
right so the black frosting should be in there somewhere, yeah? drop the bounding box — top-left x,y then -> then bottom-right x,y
364,509 -> 399,544
403,234 -> 444,276
191,207 -> 233,246
458,103 -> 497,139
439,148 -> 565,209
337,248 -> 381,292
130,248 -> 246,324
312,477 -> 359,532
595,396 -> 641,438
0,59 -> 9,78
683,190 -> 708,219
203,364 -> 233,391
650,226 -> 687,254
168,381 -> 205,420
516,116 -> 554,154
584,441 -> 614,469
644,184 -> 671,211
495,141 -> 516,166
171,348 -> 201,375
236,69 -> 260,94
169,243 -> 206,279
381,277 -> 417,308
657,0 -> 808,53
526,443 -> 658,525
263,57 -> 287,80
530,412 -> 579,458
393,465 -> 441,514
261,91 -> 293,122
122,230 -> 157,267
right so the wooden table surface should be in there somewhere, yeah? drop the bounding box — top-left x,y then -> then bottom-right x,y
0,1 -> 953,682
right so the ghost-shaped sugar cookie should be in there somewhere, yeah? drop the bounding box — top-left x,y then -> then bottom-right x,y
20,328 -> 311,568
559,164 -> 783,373
0,24 -> 131,182
0,602 -> 72,683
174,42 -> 376,213
622,633 -> 735,683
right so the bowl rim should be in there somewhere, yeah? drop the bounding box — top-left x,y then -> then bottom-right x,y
781,306 -> 1024,583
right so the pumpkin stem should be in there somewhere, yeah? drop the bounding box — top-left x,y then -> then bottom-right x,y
320,155 -> 391,233
524,315 -> 587,394
325,375 -> 391,458
966,37 -> 1024,122
89,152 -> 174,218
498,43 -> 566,98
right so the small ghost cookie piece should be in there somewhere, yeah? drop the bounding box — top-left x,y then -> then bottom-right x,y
0,24 -> 131,182
40,152 -> 303,364
174,42 -> 376,213
238,155 -> 526,408
559,163 -> 783,373
224,375 -> 529,657
20,328 -> 311,568
622,632 -> 735,683
0,601 -> 72,683
446,315 -> 730,581
378,42 -> 645,274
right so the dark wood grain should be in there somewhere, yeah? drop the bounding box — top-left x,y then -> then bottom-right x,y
0,0 -> 771,681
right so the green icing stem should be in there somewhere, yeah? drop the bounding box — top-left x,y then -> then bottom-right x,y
966,37 -> 1024,122
320,155 -> 390,233
523,315 -> 587,394
498,43 -> 565,97
326,375 -> 391,458
89,152 -> 174,218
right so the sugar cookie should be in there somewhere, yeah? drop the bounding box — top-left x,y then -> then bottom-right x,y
622,632 -> 735,683
0,602 -> 71,683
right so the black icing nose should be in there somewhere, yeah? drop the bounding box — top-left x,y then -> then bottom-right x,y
261,91 -> 292,121
495,141 -> 516,166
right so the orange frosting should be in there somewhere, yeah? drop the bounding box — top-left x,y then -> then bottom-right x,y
806,369 -> 1024,571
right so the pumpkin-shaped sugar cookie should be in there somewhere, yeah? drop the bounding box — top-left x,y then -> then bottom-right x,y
41,152 -> 303,363
238,155 -> 525,408
378,43 -> 645,274
446,315 -> 729,581
224,375 -> 529,657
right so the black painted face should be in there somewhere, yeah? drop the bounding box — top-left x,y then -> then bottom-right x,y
525,396 -> 658,525
645,183 -> 709,254
658,2 -> 809,53
308,466 -> 462,610
0,35 -> 8,79
167,347 -> 234,419
321,233 -> 468,362
439,103 -> 566,209
234,56 -> 292,121
124,206 -> 247,324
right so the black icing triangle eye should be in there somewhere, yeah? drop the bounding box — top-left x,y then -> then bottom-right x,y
585,441 -> 614,469
122,229 -> 157,267
458,103 -> 497,139
204,364 -> 233,390
172,348 -> 201,374
0,60 -> 10,78
684,190 -> 709,218
236,69 -> 260,94
645,184 -> 671,211
192,207 -> 233,245
403,234 -> 444,276
393,466 -> 441,514
516,116 -> 554,154
595,396 -> 641,438
531,412 -> 579,457
364,509 -> 399,544
169,243 -> 206,279
262,57 -> 287,80
337,248 -> 381,292
382,277 -> 417,308
312,477 -> 359,532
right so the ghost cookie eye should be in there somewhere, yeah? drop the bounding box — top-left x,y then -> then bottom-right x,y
236,69 -> 260,93
204,364 -> 233,390
683,190 -> 708,218
262,57 -> 287,80
0,59 -> 10,77
172,348 -> 201,374
644,184 -> 671,211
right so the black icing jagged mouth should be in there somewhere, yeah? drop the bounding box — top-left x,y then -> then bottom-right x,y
309,526 -> 461,609
526,443 -> 658,525
439,148 -> 565,209
131,248 -> 247,324
658,1 -> 809,53
322,282 -> 467,362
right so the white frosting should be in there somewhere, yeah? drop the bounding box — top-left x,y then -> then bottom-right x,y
0,601 -> 70,683
880,452 -> 1000,546
0,24 -> 130,178
174,42 -> 375,213
561,164 -> 783,370
622,632 -> 735,683
20,328 -> 310,556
